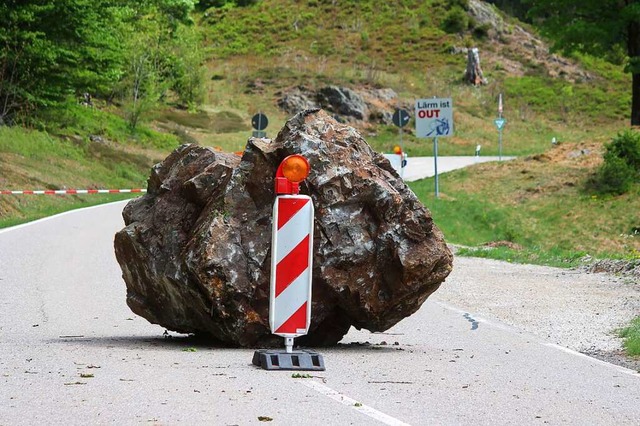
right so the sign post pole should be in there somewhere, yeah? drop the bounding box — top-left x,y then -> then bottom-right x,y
499,126 -> 503,161
498,94 -> 504,161
494,118 -> 507,161
433,136 -> 439,198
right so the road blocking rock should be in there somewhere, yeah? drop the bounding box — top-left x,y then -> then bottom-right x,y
114,109 -> 453,347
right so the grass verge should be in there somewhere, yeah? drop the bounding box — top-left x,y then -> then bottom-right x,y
0,125 -> 172,229
619,317 -> 640,357
455,246 -> 586,268
408,143 -> 640,260
0,194 -> 139,229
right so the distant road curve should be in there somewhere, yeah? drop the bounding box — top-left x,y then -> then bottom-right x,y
402,156 -> 515,181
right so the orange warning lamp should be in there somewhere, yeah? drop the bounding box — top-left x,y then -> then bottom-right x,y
281,155 -> 310,183
275,154 -> 311,195
393,145 -> 402,155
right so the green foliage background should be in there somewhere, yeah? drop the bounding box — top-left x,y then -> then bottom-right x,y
0,0 -> 203,126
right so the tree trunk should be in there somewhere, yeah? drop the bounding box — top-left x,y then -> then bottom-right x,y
632,73 -> 640,126
628,16 -> 640,126
464,47 -> 487,86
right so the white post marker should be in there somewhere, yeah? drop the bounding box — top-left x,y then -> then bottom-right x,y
252,154 -> 325,371
415,98 -> 454,198
494,118 -> 507,161
496,93 -> 506,160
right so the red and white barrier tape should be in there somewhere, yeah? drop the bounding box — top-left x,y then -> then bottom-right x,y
0,188 -> 147,195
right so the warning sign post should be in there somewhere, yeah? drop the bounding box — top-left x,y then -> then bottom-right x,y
269,194 -> 313,340
252,154 -> 325,371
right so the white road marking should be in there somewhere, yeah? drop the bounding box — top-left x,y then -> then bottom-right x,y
0,200 -> 129,235
300,380 -> 412,426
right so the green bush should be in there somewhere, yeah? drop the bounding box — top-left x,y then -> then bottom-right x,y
605,129 -> 640,172
441,6 -> 469,34
588,130 -> 640,194
588,156 -> 635,194
447,0 -> 470,10
472,23 -> 491,39
197,0 -> 257,9
619,316 -> 640,356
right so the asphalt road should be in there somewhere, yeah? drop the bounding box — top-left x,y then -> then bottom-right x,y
401,156 -> 515,182
381,155 -> 515,182
1,201 -> 639,425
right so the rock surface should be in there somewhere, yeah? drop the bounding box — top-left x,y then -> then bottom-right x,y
114,109 -> 453,347
277,86 -> 407,126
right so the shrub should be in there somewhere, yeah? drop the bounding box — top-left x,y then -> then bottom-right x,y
619,316 -> 640,356
587,130 -> 640,194
588,156 -> 635,194
605,129 -> 640,172
447,0 -> 470,10
198,0 -> 257,9
472,23 -> 491,39
441,7 -> 469,34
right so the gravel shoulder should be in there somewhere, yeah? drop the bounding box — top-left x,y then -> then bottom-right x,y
432,254 -> 640,371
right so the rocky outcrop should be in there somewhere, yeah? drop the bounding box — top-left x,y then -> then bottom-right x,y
455,0 -> 593,83
114,109 -> 453,347
277,86 -> 406,125
277,86 -> 319,115
316,86 -> 368,120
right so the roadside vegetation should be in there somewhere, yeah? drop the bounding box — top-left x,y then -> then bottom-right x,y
409,129 -> 640,263
619,317 -> 640,357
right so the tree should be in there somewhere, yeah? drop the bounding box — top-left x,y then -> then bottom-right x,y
169,25 -> 206,109
114,0 -> 206,128
526,0 -> 640,126
0,1 -> 126,123
0,0 -> 202,126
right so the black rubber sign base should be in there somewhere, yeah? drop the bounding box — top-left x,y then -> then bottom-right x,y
252,349 -> 325,371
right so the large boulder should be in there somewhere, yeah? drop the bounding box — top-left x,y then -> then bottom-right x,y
114,109 -> 453,347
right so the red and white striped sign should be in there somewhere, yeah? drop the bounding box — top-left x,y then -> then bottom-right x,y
269,194 -> 314,337
0,188 -> 146,195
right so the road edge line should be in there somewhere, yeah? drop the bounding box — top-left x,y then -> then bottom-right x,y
432,300 -> 640,379
0,200 -> 130,235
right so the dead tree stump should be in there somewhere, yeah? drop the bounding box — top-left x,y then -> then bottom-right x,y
464,47 -> 487,86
